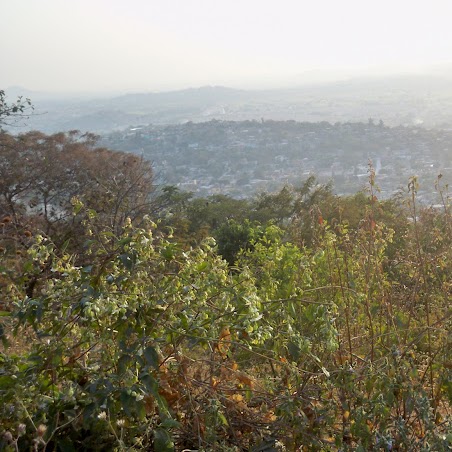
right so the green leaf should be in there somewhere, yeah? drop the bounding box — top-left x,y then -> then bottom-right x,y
136,399 -> 146,421
56,437 -> 76,452
81,265 -> 93,274
141,373 -> 171,419
160,419 -> 181,429
72,201 -> 83,215
196,261 -> 208,272
118,354 -> 132,375
144,346 -> 159,370
83,403 -> 96,425
287,341 -> 301,361
217,411 -> 228,426
153,428 -> 174,452
141,373 -> 158,392
162,245 -> 175,260
0,323 -> 8,348
119,253 -> 135,270
118,237 -> 133,246
23,260 -> 34,272
120,390 -> 134,418
0,375 -> 16,389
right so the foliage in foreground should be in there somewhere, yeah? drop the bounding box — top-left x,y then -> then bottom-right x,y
0,178 -> 452,451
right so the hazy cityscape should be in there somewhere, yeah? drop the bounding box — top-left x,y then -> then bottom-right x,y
5,77 -> 452,203
101,116 -> 451,202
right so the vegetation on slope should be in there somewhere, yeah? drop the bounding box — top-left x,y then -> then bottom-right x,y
0,130 -> 451,451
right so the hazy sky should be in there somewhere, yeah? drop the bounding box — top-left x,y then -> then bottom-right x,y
2,0 -> 452,93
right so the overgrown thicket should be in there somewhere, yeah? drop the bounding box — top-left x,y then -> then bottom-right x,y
1,131 -> 451,451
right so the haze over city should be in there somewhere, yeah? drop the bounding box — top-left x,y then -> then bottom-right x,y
3,0 -> 452,94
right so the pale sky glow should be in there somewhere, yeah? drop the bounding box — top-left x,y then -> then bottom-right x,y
2,0 -> 452,93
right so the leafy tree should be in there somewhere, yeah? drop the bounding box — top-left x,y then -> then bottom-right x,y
185,194 -> 250,236
0,131 -> 156,307
215,219 -> 259,265
0,130 -> 154,245
0,90 -> 33,129
251,186 -> 295,224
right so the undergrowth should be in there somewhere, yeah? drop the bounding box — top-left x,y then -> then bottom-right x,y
0,174 -> 451,451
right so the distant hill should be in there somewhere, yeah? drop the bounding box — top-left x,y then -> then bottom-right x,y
108,86 -> 248,108
5,74 -> 452,133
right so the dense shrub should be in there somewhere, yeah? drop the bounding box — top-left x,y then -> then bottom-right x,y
1,179 -> 451,451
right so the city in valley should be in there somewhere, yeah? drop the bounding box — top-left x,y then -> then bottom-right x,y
14,79 -> 452,203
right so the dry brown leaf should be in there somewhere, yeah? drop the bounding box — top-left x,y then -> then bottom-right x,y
236,371 -> 254,388
217,326 -> 231,357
